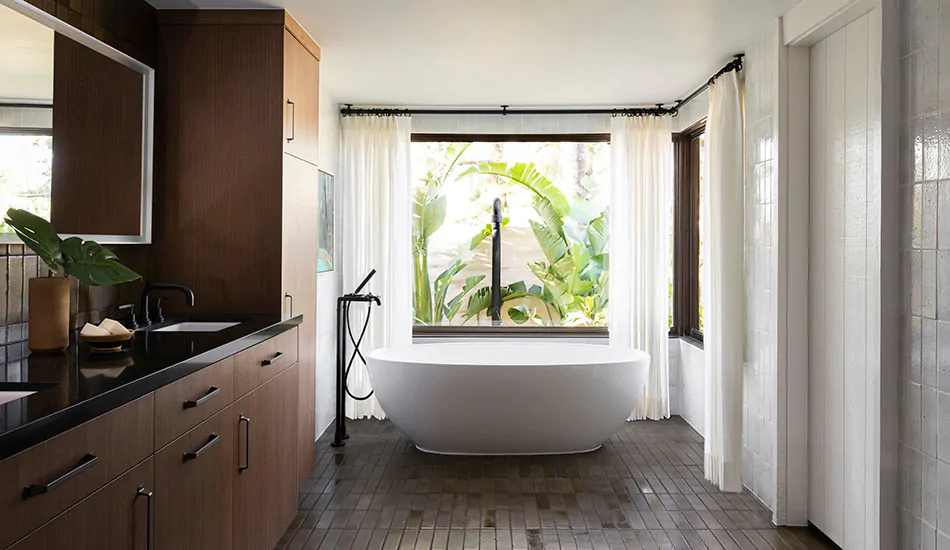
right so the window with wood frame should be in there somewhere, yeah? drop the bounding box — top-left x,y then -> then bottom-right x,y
671,121 -> 705,343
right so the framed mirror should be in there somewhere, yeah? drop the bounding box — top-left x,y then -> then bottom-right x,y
0,0 -> 154,244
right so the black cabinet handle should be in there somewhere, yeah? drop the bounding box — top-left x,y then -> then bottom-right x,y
183,386 -> 220,409
23,453 -> 98,499
286,100 -> 295,142
182,433 -> 219,462
261,352 -> 283,367
137,485 -> 154,550
239,414 -> 251,473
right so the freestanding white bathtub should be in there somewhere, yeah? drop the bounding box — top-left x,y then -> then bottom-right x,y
366,343 -> 650,455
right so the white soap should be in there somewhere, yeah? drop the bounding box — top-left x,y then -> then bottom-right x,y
81,323 -> 110,337
99,318 -> 130,335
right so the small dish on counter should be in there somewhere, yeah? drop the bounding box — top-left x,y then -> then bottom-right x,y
80,319 -> 134,353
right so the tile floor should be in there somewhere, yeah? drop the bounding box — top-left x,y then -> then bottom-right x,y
279,418 -> 838,549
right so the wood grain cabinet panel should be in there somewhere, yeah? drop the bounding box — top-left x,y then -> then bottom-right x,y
154,357 -> 234,449
283,28 -> 320,165
282,154 -> 319,482
233,327 -> 298,398
0,394 -> 154,549
10,458 -> 155,550
233,365 -> 298,550
155,407 -> 233,550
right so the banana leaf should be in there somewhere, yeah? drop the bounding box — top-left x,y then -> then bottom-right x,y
529,220 -> 569,265
458,161 -> 570,217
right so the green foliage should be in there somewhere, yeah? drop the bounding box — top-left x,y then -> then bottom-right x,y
3,208 -> 140,286
412,144 -> 487,325
460,163 -> 611,327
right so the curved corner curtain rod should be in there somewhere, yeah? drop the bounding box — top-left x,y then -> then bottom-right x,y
340,54 -> 744,118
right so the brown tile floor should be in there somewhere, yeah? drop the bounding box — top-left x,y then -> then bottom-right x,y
279,418 -> 838,550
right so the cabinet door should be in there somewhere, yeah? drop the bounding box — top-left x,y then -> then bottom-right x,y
283,28 -> 319,165
11,457 -> 155,550
155,407 -> 233,550
281,153 -> 319,483
233,365 -> 299,550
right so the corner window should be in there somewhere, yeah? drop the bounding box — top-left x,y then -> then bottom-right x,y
671,123 -> 705,343
411,135 -> 610,333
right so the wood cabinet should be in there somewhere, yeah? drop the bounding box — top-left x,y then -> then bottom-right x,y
155,407 -> 234,550
283,28 -> 320,165
0,395 -> 154,549
10,458 -> 155,550
233,365 -> 299,550
154,356 -> 234,449
155,8 -> 320,485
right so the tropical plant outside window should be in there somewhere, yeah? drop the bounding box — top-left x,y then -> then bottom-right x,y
0,135 -> 52,233
411,140 -> 610,328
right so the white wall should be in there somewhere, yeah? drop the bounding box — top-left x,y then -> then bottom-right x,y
670,339 -> 706,437
807,11 -> 881,547
743,24 -> 781,513
315,81 -> 341,440
898,0 -> 950,547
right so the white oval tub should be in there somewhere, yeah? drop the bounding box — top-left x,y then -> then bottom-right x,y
366,343 -> 650,455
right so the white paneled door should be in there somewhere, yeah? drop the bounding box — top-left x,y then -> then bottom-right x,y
807,10 -> 880,549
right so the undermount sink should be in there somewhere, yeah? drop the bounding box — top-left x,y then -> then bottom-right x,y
152,322 -> 240,333
0,382 -> 58,406
0,391 -> 36,406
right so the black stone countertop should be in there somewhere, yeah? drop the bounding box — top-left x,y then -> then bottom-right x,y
0,315 -> 302,461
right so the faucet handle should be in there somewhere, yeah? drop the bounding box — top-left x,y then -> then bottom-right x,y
154,298 -> 166,323
118,304 -> 139,329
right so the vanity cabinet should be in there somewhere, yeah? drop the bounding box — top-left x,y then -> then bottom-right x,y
0,326 -> 300,549
155,9 -> 320,484
10,458 -> 155,550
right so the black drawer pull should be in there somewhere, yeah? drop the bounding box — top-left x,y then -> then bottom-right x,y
261,352 -> 283,366
183,386 -> 220,409
239,414 -> 251,473
23,452 -> 99,499
182,433 -> 219,462
137,485 -> 154,550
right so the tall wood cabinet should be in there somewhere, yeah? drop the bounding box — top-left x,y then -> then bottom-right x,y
154,10 -> 320,484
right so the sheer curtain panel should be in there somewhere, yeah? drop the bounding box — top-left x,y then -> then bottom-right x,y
609,115 -> 673,421
341,115 -> 413,419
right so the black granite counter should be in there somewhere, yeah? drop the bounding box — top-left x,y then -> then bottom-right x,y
0,315 -> 302,461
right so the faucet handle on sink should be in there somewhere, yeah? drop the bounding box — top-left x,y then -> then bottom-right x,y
154,298 -> 166,323
118,304 -> 139,330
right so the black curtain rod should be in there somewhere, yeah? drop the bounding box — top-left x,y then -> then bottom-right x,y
340,54 -> 744,118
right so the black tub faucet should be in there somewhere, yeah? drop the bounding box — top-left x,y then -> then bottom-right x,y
141,283 -> 195,326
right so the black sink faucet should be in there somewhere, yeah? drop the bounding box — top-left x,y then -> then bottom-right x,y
141,283 -> 195,326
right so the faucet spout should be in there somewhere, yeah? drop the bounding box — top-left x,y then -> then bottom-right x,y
491,198 -> 502,325
141,283 -> 195,326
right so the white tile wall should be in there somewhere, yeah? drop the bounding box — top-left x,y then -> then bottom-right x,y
899,0 -> 950,547
808,12 -> 878,547
743,28 -> 780,512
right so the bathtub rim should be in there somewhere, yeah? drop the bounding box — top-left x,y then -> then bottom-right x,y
368,342 -> 650,368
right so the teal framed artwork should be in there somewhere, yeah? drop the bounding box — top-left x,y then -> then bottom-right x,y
317,170 -> 334,273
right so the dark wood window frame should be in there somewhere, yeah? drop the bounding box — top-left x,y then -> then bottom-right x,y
671,120 -> 706,346
411,132 -> 610,338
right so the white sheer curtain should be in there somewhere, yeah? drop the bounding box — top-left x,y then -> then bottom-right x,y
341,115 -> 413,419
703,71 -> 745,492
609,115 -> 673,421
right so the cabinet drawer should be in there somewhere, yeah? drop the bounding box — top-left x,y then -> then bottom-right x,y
155,406 -> 233,550
154,357 -> 234,450
0,394 -> 154,549
10,457 -> 155,550
234,328 -> 297,397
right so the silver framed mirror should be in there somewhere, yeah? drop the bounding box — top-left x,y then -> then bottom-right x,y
0,0 -> 154,244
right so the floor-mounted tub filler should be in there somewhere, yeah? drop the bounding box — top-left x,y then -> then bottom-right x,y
367,343 -> 650,455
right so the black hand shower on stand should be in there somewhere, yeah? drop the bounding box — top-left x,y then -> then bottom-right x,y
332,269 -> 381,447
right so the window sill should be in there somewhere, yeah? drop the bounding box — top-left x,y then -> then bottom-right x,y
413,326 -> 608,339
675,335 -> 705,351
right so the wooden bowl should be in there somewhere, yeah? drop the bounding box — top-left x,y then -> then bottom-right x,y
81,330 -> 134,353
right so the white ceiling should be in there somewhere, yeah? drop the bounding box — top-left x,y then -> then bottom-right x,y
0,3 -> 53,103
147,0 -> 801,108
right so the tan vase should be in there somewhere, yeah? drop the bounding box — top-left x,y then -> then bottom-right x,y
28,277 -> 71,353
